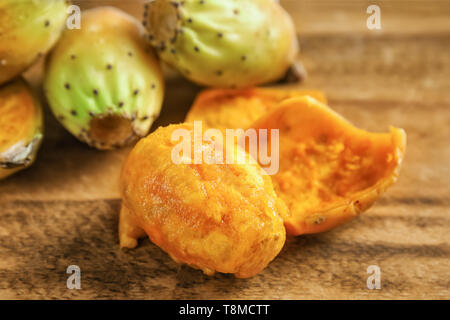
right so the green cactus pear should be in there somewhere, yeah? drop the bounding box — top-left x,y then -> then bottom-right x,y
144,0 -> 298,88
0,78 -> 43,180
44,7 -> 165,150
0,0 -> 69,85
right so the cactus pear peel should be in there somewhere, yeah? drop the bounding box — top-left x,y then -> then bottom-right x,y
0,78 -> 43,180
186,88 -> 327,130
249,96 -> 407,235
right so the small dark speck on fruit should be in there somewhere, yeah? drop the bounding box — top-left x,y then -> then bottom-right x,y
134,89 -> 139,95
44,20 -> 50,27
188,18 -> 193,23
93,89 -> 98,95
106,64 -> 112,70
64,83 -> 70,90
71,110 -> 77,116
194,46 -> 199,52
118,102 -> 124,107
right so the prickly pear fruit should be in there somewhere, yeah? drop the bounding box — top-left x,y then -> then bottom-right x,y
0,78 -> 43,180
119,123 -> 287,278
44,7 -> 164,150
0,0 -> 69,85
144,0 -> 298,88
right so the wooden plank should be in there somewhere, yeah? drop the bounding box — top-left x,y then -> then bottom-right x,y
297,34 -> 450,103
283,0 -> 450,36
0,199 -> 448,299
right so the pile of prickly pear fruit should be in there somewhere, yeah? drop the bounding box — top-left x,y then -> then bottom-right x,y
0,0 -> 68,179
0,0 -> 301,179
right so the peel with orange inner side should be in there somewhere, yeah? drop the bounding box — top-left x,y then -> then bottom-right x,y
0,78 -> 43,180
250,96 -> 406,235
186,88 -> 326,131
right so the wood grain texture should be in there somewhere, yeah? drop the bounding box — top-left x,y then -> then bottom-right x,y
0,0 -> 449,299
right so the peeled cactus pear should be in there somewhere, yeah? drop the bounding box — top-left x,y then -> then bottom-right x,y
0,78 -> 43,180
44,7 -> 164,150
144,0 -> 298,88
0,0 -> 69,85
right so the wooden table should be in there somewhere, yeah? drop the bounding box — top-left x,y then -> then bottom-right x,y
0,0 -> 449,299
